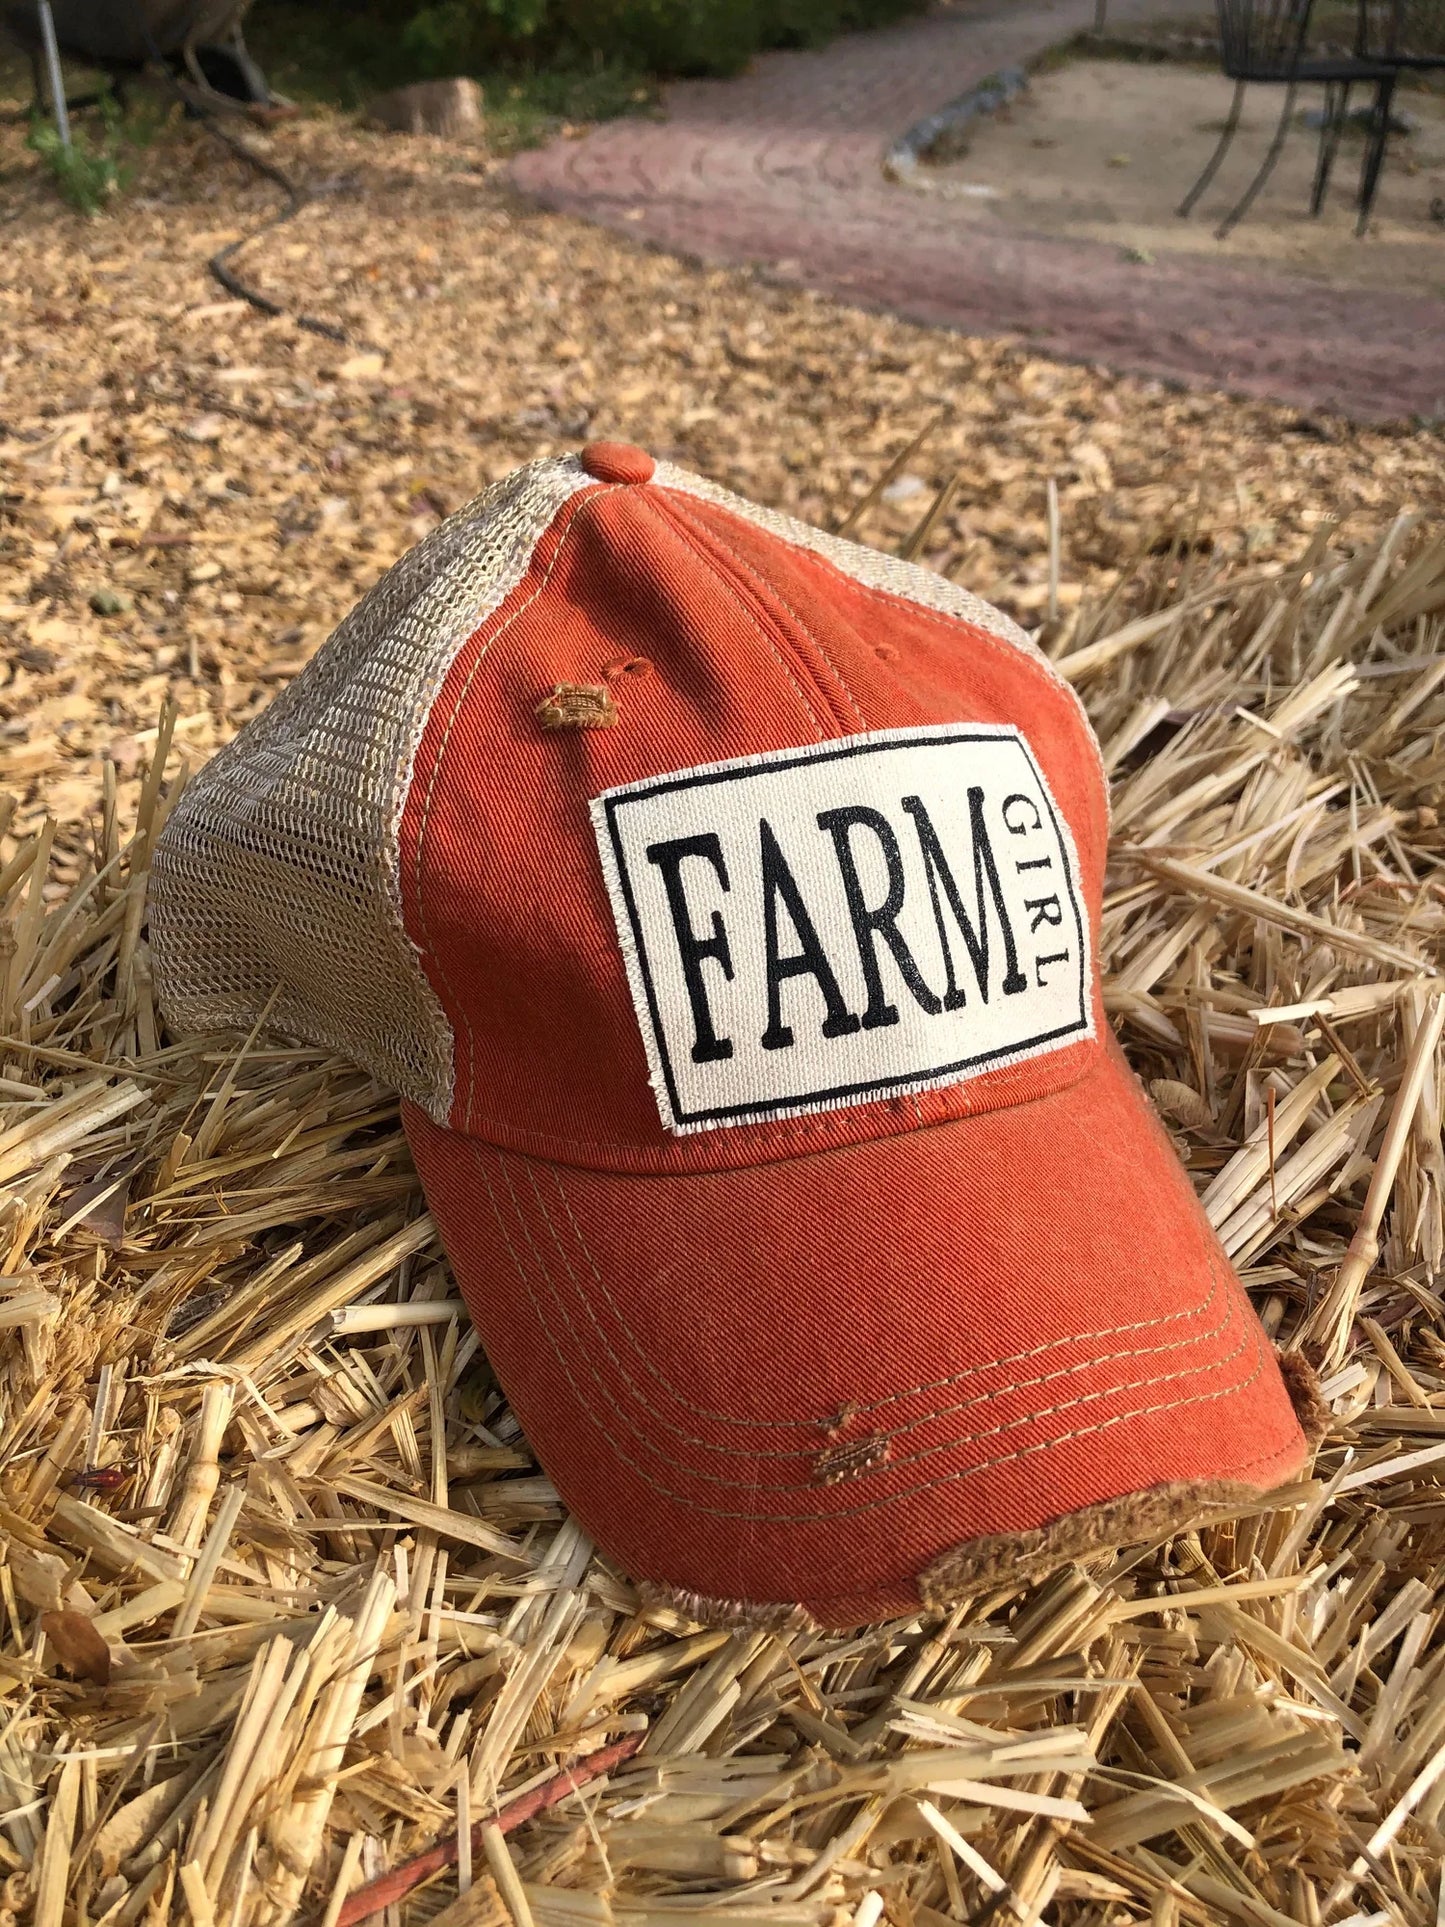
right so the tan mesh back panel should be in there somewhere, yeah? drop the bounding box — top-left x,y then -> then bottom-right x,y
150,457 -> 594,1118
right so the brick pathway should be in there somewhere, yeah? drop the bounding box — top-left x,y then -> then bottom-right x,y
512,0 -> 1445,423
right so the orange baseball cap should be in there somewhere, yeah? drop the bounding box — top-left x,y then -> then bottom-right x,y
152,441 -> 1310,1627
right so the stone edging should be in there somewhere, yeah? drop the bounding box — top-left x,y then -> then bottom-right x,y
882,65 -> 1028,191
882,25 -> 1227,195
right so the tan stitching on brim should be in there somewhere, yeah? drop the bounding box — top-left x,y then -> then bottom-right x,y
493,1140 -> 1260,1499
470,1135 -> 1277,1524
545,1157 -> 1225,1436
537,1153 -> 1239,1466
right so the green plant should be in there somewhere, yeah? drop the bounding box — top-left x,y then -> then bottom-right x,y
554,0 -> 766,76
27,87 -> 129,214
251,0 -> 930,90
768,0 -> 925,48
402,0 -> 551,75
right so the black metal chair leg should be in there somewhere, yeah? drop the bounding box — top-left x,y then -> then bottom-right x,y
1217,77 -> 1298,236
1311,79 -> 1350,215
1179,76 -> 1246,216
1356,72 -> 1396,234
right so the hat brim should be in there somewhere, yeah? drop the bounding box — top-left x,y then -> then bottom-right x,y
404,1041 -> 1308,1628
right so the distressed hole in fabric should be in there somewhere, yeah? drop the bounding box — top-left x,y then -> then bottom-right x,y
821,1400 -> 865,1438
535,683 -> 619,731
813,1433 -> 892,1485
604,655 -> 653,681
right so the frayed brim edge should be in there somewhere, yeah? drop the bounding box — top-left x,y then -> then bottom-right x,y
917,1469 -> 1313,1606
632,1359 -> 1325,1631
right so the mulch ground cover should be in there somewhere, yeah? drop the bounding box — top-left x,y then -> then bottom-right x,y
2,104 -> 1443,836
4,98 -> 1445,1927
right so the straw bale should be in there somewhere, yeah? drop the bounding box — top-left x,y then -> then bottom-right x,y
3,489 -> 1445,1926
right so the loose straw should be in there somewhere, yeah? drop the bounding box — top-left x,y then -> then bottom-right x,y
1300,989 -> 1445,1368
336,1734 -> 645,1926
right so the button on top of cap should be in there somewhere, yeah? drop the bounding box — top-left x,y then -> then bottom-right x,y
581,441 -> 656,485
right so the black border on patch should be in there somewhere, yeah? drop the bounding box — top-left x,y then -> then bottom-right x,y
601,729 -> 1089,1129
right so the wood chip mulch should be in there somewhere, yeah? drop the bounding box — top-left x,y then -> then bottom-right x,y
2,106 -> 1443,836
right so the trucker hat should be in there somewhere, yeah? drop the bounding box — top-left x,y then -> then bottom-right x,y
151,441 -> 1312,1628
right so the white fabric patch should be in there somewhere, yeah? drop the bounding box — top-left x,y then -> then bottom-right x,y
592,725 -> 1093,1134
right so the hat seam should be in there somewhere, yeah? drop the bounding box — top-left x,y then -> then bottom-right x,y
632,489 -> 833,736
653,461 -> 1033,653
883,581 -> 1112,859
467,1133 -> 1276,1521
407,1039 -> 1097,1160
542,1152 -> 1226,1431
409,480 -> 620,1123
659,493 -> 937,1130
656,461 -> 1113,838
661,493 -> 870,731
534,1153 -> 1236,1461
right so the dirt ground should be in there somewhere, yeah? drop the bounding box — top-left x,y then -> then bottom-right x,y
922,54 -> 1445,293
2,92 -> 1444,843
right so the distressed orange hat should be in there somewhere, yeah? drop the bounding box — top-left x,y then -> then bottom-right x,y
151,441 -> 1310,1628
